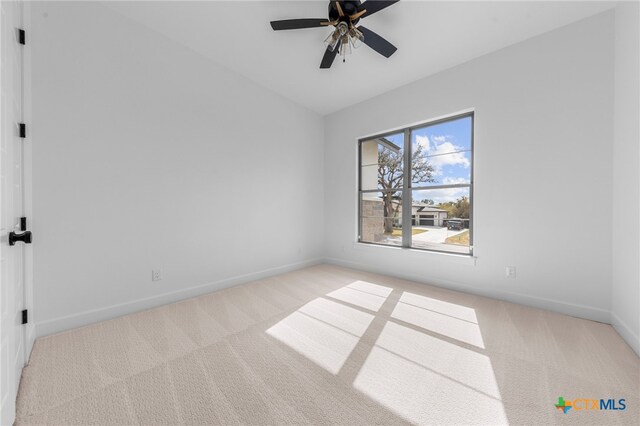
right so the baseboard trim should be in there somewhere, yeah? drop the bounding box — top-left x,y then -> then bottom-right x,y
35,257 -> 324,338
610,312 -> 640,356
324,257 -> 611,324
25,323 -> 36,363
36,257 -> 635,358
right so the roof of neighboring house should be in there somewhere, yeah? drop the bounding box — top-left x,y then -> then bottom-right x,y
413,205 -> 448,212
390,201 -> 448,212
377,137 -> 401,153
371,199 -> 449,213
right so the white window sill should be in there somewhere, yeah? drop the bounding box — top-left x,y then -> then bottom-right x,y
352,242 -> 477,266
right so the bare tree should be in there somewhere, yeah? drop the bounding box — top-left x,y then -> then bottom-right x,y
377,143 -> 436,233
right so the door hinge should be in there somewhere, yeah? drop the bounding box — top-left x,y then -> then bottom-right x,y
19,123 -> 26,138
18,29 -> 25,45
22,309 -> 28,325
10,217 -> 32,246
9,230 -> 32,246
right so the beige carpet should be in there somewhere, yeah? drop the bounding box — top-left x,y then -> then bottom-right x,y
16,265 -> 639,425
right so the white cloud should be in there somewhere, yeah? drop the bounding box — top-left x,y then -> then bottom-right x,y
415,134 -> 469,176
443,177 -> 469,185
415,135 -> 430,151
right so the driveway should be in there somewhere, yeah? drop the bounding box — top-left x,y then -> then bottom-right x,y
412,226 -> 467,244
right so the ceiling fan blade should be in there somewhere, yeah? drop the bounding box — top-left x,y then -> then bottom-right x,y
357,0 -> 399,18
270,19 -> 331,31
358,26 -> 397,58
320,46 -> 339,69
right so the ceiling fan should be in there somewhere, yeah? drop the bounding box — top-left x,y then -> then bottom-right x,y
270,0 -> 399,69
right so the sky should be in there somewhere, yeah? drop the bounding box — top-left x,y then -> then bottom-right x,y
377,116 -> 472,205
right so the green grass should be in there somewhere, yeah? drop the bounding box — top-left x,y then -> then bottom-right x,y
391,228 -> 428,237
445,230 -> 469,246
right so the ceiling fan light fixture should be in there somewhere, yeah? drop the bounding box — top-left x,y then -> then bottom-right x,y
324,21 -> 348,52
348,26 -> 364,48
324,31 -> 340,51
340,36 -> 352,59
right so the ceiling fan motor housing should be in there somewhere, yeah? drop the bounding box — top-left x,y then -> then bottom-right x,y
328,0 -> 363,24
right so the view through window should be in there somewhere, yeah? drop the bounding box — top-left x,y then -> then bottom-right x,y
358,113 -> 473,255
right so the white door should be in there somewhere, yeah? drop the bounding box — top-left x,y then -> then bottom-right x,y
0,2 -> 27,425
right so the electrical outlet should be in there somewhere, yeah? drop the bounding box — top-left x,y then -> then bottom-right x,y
505,266 -> 516,278
152,269 -> 162,282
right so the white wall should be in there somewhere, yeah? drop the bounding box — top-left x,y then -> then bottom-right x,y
30,2 -> 325,336
324,12 -> 614,322
612,1 -> 640,355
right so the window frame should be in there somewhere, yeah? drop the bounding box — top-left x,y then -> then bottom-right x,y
357,111 -> 475,256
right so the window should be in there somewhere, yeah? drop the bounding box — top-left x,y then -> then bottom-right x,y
358,113 -> 474,255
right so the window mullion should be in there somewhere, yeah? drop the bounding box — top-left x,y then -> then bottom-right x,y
401,128 -> 412,248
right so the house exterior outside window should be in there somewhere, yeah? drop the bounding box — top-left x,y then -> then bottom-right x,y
358,112 -> 474,255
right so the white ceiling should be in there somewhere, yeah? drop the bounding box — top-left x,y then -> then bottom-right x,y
105,1 -> 614,115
